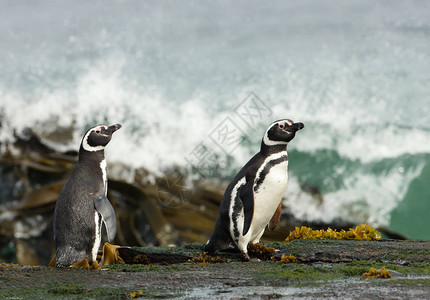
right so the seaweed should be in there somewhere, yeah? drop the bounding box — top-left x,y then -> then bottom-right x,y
362,266 -> 392,279
130,289 -> 143,298
277,254 -> 298,264
133,254 -> 150,264
247,243 -> 276,261
285,224 -> 382,242
189,252 -> 228,264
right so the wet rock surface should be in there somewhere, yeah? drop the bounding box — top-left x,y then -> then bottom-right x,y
116,240 -> 430,265
1,240 -> 430,299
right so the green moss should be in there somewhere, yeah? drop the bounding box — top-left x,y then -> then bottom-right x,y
104,263 -> 163,272
323,261 -> 430,277
264,239 -> 430,263
104,262 -> 194,273
139,289 -> 185,299
0,285 -> 134,299
337,261 -> 400,274
48,283 -> 86,295
254,262 -> 345,285
410,262 -> 430,271
336,262 -> 374,276
248,260 -> 430,286
2,241 -> 430,299
396,249 -> 430,258
0,285 -> 185,300
132,244 -> 201,257
387,278 -> 430,286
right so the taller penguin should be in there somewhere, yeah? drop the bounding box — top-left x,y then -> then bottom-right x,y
53,124 -> 121,267
205,119 -> 304,261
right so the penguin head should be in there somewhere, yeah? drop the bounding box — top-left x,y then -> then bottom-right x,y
262,119 -> 304,146
81,124 -> 122,152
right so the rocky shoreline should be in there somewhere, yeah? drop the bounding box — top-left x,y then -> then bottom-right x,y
0,130 -> 374,266
0,130 -> 428,299
1,240 -> 430,299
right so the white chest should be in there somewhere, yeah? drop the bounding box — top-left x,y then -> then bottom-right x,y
100,159 -> 107,195
251,160 -> 289,235
92,211 -> 101,262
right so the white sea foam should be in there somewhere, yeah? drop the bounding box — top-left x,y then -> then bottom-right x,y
283,163 -> 424,227
3,74 -> 427,229
1,0 -> 429,230
266,100 -> 430,168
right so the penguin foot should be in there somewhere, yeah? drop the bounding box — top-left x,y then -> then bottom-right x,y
91,261 -> 102,270
48,255 -> 56,267
97,249 -> 103,262
101,242 -> 125,266
71,258 -> 91,269
249,258 -> 261,262
241,250 -> 262,262
241,250 -> 251,262
69,258 -> 101,270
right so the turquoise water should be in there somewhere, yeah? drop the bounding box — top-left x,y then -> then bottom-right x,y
0,0 -> 429,238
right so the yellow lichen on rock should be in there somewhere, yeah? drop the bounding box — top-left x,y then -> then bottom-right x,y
247,243 -> 276,261
284,224 -> 382,242
362,267 -> 392,279
278,254 -> 298,264
130,289 -> 143,298
189,252 -> 228,264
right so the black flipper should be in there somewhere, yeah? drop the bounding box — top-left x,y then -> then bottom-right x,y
93,195 -> 117,242
239,180 -> 255,236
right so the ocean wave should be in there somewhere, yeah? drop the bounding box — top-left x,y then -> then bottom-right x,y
1,0 -> 430,237
284,154 -> 426,228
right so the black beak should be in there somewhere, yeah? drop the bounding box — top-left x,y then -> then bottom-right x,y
289,122 -> 304,132
106,124 -> 122,133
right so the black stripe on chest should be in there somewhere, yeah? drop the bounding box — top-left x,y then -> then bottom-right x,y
254,155 -> 288,193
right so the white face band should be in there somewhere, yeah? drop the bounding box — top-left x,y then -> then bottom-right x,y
263,121 -> 289,146
81,125 -> 107,152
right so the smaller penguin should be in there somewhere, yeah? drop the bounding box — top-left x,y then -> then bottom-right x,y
204,119 -> 304,261
53,124 -> 121,267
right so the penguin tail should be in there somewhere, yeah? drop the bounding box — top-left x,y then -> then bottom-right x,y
203,239 -> 216,254
203,233 -> 234,254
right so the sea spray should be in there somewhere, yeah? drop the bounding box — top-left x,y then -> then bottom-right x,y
0,0 -> 429,238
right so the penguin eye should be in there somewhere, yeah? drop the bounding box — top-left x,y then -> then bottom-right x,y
279,124 -> 285,129
95,129 -> 101,134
